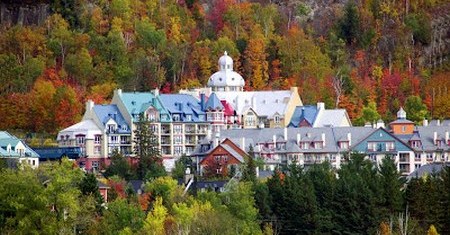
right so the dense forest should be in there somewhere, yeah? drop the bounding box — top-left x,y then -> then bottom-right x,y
1,155 -> 450,234
0,0 -> 449,135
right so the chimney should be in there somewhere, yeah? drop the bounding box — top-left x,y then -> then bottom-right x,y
290,86 -> 298,94
284,127 -> 288,141
423,119 -> 428,126
347,132 -> 352,146
437,120 -> 441,126
86,100 -> 94,112
200,93 -> 206,110
152,88 -> 159,97
252,96 -> 257,110
115,89 -> 122,97
433,132 -> 437,145
273,135 -> 276,147
445,131 -> 449,144
317,102 -> 325,110
322,133 -> 326,147
241,137 -> 246,150
297,133 -> 301,144
376,119 -> 385,129
214,132 -> 220,147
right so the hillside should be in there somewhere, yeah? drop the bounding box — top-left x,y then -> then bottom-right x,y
0,0 -> 449,134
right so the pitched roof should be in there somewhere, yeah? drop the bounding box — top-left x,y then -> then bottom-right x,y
205,93 -> 224,110
407,163 -> 450,180
159,94 -> 206,122
314,109 -> 351,127
220,144 -> 245,163
289,106 -> 318,127
119,92 -> 170,122
93,104 -> 130,133
0,131 -> 40,158
415,126 -> 450,151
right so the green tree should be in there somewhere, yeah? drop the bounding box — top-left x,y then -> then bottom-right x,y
134,113 -> 163,180
404,95 -> 429,123
378,156 -> 403,217
78,173 -> 104,213
338,1 -> 361,45
101,198 -> 145,234
241,145 -> 257,183
104,148 -> 134,180
355,101 -> 381,125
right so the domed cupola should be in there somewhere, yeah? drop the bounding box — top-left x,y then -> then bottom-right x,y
218,51 -> 233,70
207,51 -> 245,92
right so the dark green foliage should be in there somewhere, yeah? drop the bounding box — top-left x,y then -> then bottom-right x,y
100,199 -> 145,233
79,173 -> 104,214
241,145 -> 257,183
337,1 -> 361,45
104,149 -> 134,180
405,13 -> 432,45
50,0 -> 79,27
171,155 -> 193,180
134,113 -> 164,180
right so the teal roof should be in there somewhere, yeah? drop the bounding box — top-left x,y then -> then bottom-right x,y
352,128 -> 413,153
119,92 -> 170,122
205,93 -> 224,110
0,131 -> 40,158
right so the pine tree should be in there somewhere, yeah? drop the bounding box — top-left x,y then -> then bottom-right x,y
134,113 -> 164,180
241,145 -> 257,183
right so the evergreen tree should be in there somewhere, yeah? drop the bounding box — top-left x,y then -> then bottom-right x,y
378,156 -> 403,217
241,145 -> 257,183
134,113 -> 164,180
104,148 -> 134,180
78,173 -> 104,213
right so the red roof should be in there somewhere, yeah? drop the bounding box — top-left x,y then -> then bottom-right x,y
221,100 -> 235,116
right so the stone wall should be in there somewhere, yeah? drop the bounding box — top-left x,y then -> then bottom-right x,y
0,2 -> 49,26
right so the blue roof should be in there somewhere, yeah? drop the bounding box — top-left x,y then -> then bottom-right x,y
93,104 -> 131,134
205,93 -> 224,110
289,106 -> 318,127
119,92 -> 170,122
159,94 -> 206,122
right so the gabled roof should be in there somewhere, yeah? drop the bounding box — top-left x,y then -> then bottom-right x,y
351,128 -> 414,152
59,119 -> 102,138
220,144 -> 245,163
205,93 -> 224,110
0,131 -> 40,158
314,109 -> 351,127
93,104 -> 130,133
119,92 -> 170,122
289,106 -> 318,127
415,126 -> 450,151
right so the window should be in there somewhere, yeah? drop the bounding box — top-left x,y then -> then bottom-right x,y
301,142 -> 309,150
121,125 -> 127,131
315,142 -> 323,149
386,142 -> 395,151
148,113 -> 155,121
245,114 -> 256,127
107,124 -> 116,133
199,115 -> 205,121
174,136 -> 182,144
173,114 -> 180,122
222,155 -> 228,162
426,153 -> 433,160
110,136 -> 118,144
94,146 -> 101,154
92,161 -> 99,171
185,115 -> 192,121
120,136 -> 128,144
274,115 -> 280,124
151,125 -> 158,133
76,135 -> 85,145
415,153 -> 421,161
174,146 -> 183,155
174,125 -> 182,134
369,154 -> 377,161
368,142 -> 376,151
339,141 -> 349,149
411,141 -> 421,148
95,135 -> 101,144
402,126 -> 406,132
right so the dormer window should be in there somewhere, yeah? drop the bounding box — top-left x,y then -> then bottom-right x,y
315,142 -> 323,149
173,114 -> 180,122
386,142 -> 395,151
410,140 -> 421,148
186,115 -> 192,121
339,141 -> 349,149
107,124 -> 116,133
274,115 -> 280,124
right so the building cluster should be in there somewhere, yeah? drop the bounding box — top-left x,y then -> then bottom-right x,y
0,131 -> 39,168
53,52 -> 450,176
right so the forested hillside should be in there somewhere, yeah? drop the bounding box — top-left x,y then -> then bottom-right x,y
0,0 -> 449,134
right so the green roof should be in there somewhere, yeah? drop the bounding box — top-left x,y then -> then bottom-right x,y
119,92 -> 170,122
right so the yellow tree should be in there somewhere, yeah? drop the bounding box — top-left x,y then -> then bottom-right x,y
244,32 -> 269,90
143,197 -> 167,235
